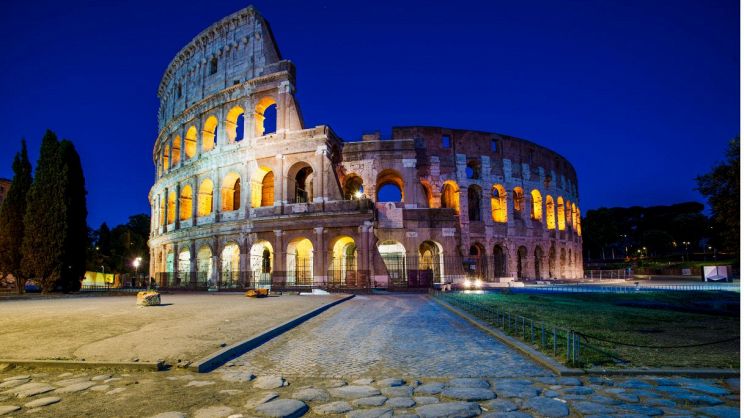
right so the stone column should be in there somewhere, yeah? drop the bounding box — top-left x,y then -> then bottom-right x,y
273,230 -> 285,284
314,146 -> 326,203
402,158 -> 417,209
275,154 -> 285,207
214,171 -> 222,222
174,184 -> 181,229
189,240 -> 197,285
314,227 -> 326,285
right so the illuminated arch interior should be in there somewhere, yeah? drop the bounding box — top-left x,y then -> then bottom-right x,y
255,96 -> 277,136
226,106 -> 245,143
221,172 -> 241,211
491,184 -> 507,223
202,116 -> 218,152
197,179 -> 214,216
545,195 -> 555,229
184,126 -> 197,159
251,167 -> 274,208
441,181 -> 460,214
179,184 -> 193,221
531,189 -> 543,221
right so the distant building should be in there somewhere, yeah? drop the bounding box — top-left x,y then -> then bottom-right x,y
0,178 -> 10,209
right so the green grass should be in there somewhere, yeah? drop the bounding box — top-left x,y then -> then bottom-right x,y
438,291 -> 740,369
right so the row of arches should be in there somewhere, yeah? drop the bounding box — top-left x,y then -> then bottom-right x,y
466,242 -> 581,280
158,97 -> 278,177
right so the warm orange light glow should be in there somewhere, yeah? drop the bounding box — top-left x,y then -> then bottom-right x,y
197,179 -> 214,216
179,184 -> 193,221
202,116 -> 218,152
491,184 -> 507,223
171,136 -> 181,166
530,189 -> 543,221
545,195 -> 556,230
226,106 -> 245,143
255,96 -> 277,137
221,172 -> 241,211
513,187 -> 524,214
557,196 -> 565,230
441,180 -> 460,215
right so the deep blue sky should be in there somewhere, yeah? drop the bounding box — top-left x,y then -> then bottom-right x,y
0,0 -> 739,228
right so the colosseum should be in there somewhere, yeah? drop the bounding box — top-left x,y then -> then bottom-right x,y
148,5 -> 583,291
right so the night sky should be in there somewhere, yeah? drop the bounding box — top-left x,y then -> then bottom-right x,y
0,0 -> 738,229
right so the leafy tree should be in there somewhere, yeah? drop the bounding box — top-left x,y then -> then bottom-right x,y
0,140 -> 32,293
696,137 -> 740,254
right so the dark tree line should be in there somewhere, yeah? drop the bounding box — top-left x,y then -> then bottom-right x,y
86,214 -> 150,276
0,130 -> 88,293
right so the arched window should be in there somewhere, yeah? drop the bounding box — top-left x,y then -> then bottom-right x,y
491,184 -> 507,223
343,175 -> 364,200
226,106 -> 245,143
221,243 -> 240,286
177,248 -> 191,285
255,97 -> 277,136
571,203 -> 578,231
576,208 -> 582,236
549,245 -> 556,278
513,187 -> 524,215
545,195 -> 555,229
197,179 -> 213,217
179,185 -> 193,221
419,240 -> 443,284
378,240 -> 407,286
221,173 -> 241,211
557,196 -> 566,230
184,126 -> 197,159
171,137 -> 181,166
287,238 -> 313,286
163,145 -> 170,173
202,116 -> 218,152
250,241 -> 274,285
288,163 -> 313,204
466,160 -> 481,179
209,57 -> 218,75
197,246 -> 213,283
441,181 -> 460,214
467,185 -> 482,221
331,236 -> 357,283
493,245 -> 507,278
159,195 -> 165,226
534,246 -> 543,279
167,190 -> 176,224
530,189 -> 543,221
376,169 -> 404,202
517,246 -> 528,279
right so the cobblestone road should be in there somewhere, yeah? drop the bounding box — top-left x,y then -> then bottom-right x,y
224,294 -> 550,378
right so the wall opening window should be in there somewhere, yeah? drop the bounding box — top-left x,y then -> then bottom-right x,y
491,139 -> 498,152
255,97 -> 277,136
441,181 -> 460,214
343,175 -> 364,200
167,191 -> 176,224
184,126 -> 197,159
467,185 -> 482,221
197,179 -> 214,217
466,160 -> 481,179
209,57 -> 218,75
221,173 -> 241,211
557,196 -> 565,230
376,169 -> 404,202
441,135 -> 451,148
251,167 -> 274,208
530,189 -> 543,221
534,246 -> 543,278
288,163 -> 314,203
493,245 -> 507,277
226,106 -> 245,143
177,83 -> 182,98
171,137 -> 181,166
179,185 -> 193,221
545,195 -> 555,229
202,116 -> 218,152
517,246 -> 527,279
512,187 -> 524,216
162,145 -> 170,173
491,184 -> 507,223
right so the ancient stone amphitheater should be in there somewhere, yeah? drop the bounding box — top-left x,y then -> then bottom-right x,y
148,6 -> 583,290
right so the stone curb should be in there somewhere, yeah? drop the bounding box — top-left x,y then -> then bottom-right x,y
0,359 -> 165,371
190,294 -> 355,373
430,296 -> 583,376
584,368 -> 740,378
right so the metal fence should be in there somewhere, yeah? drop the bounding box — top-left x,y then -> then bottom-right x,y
516,283 -> 740,294
584,269 -> 632,280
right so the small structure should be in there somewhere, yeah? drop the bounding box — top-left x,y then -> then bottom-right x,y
136,291 -> 161,306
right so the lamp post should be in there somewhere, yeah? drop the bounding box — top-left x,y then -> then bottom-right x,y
133,257 -> 142,288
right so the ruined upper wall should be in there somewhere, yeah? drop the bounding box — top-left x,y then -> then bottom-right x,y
157,5 -> 284,131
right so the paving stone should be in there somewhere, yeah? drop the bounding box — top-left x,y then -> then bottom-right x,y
676,393 -> 724,405
588,395 -> 620,405
724,378 -> 739,391
382,386 -> 414,397
220,371 -> 256,382
386,397 -> 416,408
650,377 -> 681,386
353,378 -> 375,385
625,389 -> 661,398
91,374 -> 112,381
524,397 -> 569,417
255,399 -> 308,418
695,405 -> 740,418
535,377 -> 558,385
244,392 -> 280,409
684,383 -> 730,396
106,387 -> 127,395
562,386 -> 592,395
557,377 -> 581,386
90,384 -> 110,392
617,404 -> 664,416
104,378 -> 123,384
378,378 -> 405,387
645,398 -> 675,407
415,402 -> 481,418
9,383 -> 56,398
149,413 -> 187,418
414,396 -> 439,406
0,406 -> 19,416
570,401 -> 615,415
352,396 -> 388,407
219,390 -> 242,395
292,388 -> 330,402
541,390 -> 558,398
0,378 -> 30,389
448,378 -> 490,389
480,412 -> 532,418
322,379 -> 347,388
492,384 -> 539,398
483,399 -> 518,412
587,377 -> 613,386
54,381 -> 96,394
415,383 -> 445,395
618,379 -> 652,389
612,393 -> 639,403
194,405 -> 235,418
55,377 -> 90,386
57,373 -> 73,378
254,376 -> 287,389
331,385 -> 382,400
346,407 -> 393,418
2,375 -> 29,382
23,396 -> 61,408
186,380 -> 215,387
441,388 -> 495,401
393,415 -> 418,418
314,401 -> 353,415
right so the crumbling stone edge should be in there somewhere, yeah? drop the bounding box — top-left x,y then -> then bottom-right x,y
0,359 -> 165,371
190,294 -> 356,373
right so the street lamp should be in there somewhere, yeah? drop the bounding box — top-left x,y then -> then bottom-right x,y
682,241 -> 690,262
133,257 -> 142,288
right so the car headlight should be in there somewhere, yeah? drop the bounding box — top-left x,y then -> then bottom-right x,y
463,279 -> 472,288
474,279 -> 483,288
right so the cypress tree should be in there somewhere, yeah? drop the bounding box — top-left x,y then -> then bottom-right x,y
58,139 -> 88,291
0,140 -> 33,293
22,130 -> 66,292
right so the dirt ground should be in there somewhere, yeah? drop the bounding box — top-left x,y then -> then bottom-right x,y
0,293 -> 344,364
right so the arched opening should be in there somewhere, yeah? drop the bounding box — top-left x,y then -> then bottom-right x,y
250,241 -> 274,287
255,96 -> 277,136
177,248 -> 191,286
531,189 -> 543,221
221,172 -> 241,212
557,197 -> 566,230
165,251 -> 174,274
549,245 -> 556,278
420,181 -> 434,208
559,248 -> 566,278
576,208 -> 582,236
220,243 -> 240,287
197,246 -> 213,285
343,174 -> 364,200
159,195 -> 165,226
467,185 -> 482,221
331,236 -> 357,285
546,195 -> 555,230
466,160 -> 481,179
288,162 -> 314,204
466,243 -> 487,280
171,137 -> 181,166
226,106 -> 245,143
493,245 -> 507,278
419,241 -> 444,284
287,237 -> 313,286
251,167 -> 274,208
534,246 -> 544,279
184,126 -> 197,159
441,181 -> 460,214
513,187 -> 524,216
378,240 -> 406,286
167,190 -> 176,224
209,57 -> 218,75
517,246 -> 528,279
491,184 -> 507,223
179,185 -> 193,221
197,179 -> 214,217
572,203 -> 578,231
376,169 -> 404,202
202,116 -> 218,152
163,145 -> 170,173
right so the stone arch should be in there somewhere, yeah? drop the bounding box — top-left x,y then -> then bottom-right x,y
343,174 -> 364,200
419,240 -> 444,284
220,242 -> 241,286
559,248 -> 566,278
159,195 -> 165,226
197,179 -> 214,217
420,180 -> 434,208
534,246 -> 544,279
184,126 -> 197,159
177,247 -> 191,286
531,189 -> 543,221
557,196 -> 566,230
167,191 -> 176,224
255,96 -> 277,136
287,162 -> 314,204
376,169 -> 404,202
330,236 -> 357,283
466,160 -> 481,179
163,144 -> 170,173
493,244 -> 507,278
250,166 -> 275,208
171,136 -> 181,166
250,240 -> 274,287
513,187 -> 525,216
576,208 -> 582,236
491,184 -> 507,223
516,246 -> 528,279
468,185 -> 482,221
221,172 -> 241,211
179,184 -> 193,221
202,115 -> 218,152
287,237 -> 313,285
441,181 -> 460,214
546,195 -> 556,230
549,244 -> 556,278
226,106 -> 245,143
571,203 -> 578,231
378,240 -> 407,285
196,245 -> 213,283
